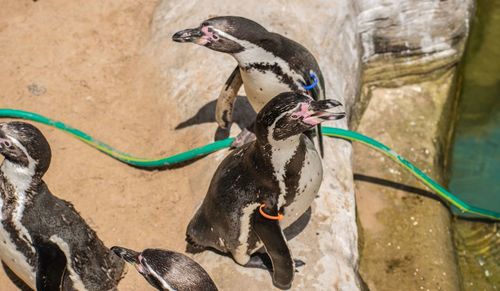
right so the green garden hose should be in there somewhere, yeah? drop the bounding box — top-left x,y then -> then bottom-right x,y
0,108 -> 498,221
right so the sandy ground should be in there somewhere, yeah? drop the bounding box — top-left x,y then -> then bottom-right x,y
0,1 -> 180,289
1,0 -> 360,290
0,0 -> 469,290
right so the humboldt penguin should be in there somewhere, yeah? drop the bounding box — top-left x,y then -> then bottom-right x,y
185,92 -> 345,289
111,246 -> 217,291
172,16 -> 327,154
0,121 -> 124,290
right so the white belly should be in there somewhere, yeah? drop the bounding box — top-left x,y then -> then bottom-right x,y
240,69 -> 296,112
282,145 -> 323,228
0,226 -> 35,288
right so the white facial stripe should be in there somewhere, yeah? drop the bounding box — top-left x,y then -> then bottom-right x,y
143,260 -> 177,291
2,136 -> 36,193
233,202 -> 260,265
49,235 -> 87,291
213,28 -> 302,84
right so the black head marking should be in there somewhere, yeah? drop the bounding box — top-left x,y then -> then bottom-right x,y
0,122 -> 51,176
173,16 -> 276,54
255,92 -> 345,142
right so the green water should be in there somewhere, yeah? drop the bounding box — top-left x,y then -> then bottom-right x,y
449,0 -> 500,214
449,1 -> 500,289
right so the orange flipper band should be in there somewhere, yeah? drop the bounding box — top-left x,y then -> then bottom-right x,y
259,204 -> 283,221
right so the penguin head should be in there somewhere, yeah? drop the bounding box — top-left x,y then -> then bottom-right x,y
111,246 -> 163,290
0,121 -> 51,177
112,246 -> 214,291
172,16 -> 270,54
256,92 -> 345,142
112,246 -> 166,290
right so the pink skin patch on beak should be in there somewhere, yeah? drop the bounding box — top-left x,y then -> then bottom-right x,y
197,26 -> 218,45
291,103 -> 311,119
0,138 -> 11,148
291,103 -> 320,126
135,254 -> 146,274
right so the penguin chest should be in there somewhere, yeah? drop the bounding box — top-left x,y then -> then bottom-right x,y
281,148 -> 323,228
240,68 -> 298,112
0,219 -> 36,288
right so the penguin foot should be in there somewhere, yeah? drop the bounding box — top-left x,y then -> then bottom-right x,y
294,259 -> 306,271
244,253 -> 273,270
231,129 -> 256,148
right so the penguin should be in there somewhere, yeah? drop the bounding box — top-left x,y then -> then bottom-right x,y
172,16 -> 327,155
0,121 -> 124,290
111,246 -> 218,291
185,92 -> 345,289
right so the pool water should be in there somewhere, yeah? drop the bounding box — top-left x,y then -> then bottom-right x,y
449,0 -> 500,289
449,0 -> 500,215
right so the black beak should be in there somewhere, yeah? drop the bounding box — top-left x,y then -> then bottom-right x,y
310,99 -> 346,121
172,27 -> 203,43
111,246 -> 140,264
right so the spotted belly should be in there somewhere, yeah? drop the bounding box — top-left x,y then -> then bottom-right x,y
0,225 -> 36,289
240,69 -> 299,112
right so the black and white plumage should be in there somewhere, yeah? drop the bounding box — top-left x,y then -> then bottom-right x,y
185,93 -> 345,289
0,121 -> 124,291
111,246 -> 218,291
172,16 -> 328,154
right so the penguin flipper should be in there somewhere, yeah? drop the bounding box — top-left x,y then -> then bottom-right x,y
215,66 -> 243,129
316,124 -> 324,157
253,210 -> 294,290
34,237 -> 67,291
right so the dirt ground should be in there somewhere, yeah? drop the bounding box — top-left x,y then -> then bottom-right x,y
1,1 -> 360,290
0,1 -> 184,289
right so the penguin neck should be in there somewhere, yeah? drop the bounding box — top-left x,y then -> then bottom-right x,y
0,159 -> 41,196
255,133 -> 302,174
255,133 -> 303,208
231,37 -> 280,68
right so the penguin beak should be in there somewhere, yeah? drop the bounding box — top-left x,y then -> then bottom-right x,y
111,246 -> 140,264
172,27 -> 203,43
296,99 -> 345,126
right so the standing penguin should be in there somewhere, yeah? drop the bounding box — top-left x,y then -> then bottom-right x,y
172,16 -> 327,154
111,246 -> 218,291
0,121 -> 124,290
185,92 -> 345,289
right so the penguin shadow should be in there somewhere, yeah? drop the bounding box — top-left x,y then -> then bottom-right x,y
132,97 -> 256,171
186,207 -> 312,272
175,96 -> 257,141
2,262 -> 32,291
